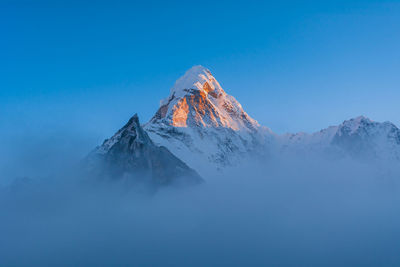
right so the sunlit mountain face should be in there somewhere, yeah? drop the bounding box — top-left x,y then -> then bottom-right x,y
144,65 -> 271,174
149,65 -> 260,131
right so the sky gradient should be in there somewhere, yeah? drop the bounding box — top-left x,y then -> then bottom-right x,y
1,0 -> 400,145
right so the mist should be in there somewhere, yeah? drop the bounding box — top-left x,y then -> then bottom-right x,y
1,134 -> 400,267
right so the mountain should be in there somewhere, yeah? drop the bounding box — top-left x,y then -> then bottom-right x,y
87,65 -> 400,183
144,65 -> 272,172
281,116 -> 400,161
87,114 -> 203,187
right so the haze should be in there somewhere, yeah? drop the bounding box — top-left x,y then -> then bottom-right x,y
1,1 -> 400,266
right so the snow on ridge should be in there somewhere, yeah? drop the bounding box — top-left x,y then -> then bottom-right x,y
339,116 -> 373,135
281,116 -> 376,146
160,65 -> 224,104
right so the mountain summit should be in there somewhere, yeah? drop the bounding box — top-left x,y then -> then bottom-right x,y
145,66 -> 269,172
167,65 -> 225,101
149,65 -> 260,131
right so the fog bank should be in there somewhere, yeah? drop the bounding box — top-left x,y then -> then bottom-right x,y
1,147 -> 400,266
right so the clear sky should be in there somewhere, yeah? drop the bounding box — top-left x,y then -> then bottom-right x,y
1,0 -> 400,144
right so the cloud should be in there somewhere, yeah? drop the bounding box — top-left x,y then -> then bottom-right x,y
1,142 -> 400,266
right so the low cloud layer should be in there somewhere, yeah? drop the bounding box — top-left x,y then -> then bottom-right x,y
1,136 -> 400,266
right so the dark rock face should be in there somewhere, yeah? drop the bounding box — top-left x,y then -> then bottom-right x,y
87,114 -> 203,187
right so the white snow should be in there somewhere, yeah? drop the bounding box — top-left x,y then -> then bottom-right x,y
160,65 -> 224,105
172,65 -> 223,96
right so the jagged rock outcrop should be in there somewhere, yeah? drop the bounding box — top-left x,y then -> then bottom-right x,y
87,114 -> 203,187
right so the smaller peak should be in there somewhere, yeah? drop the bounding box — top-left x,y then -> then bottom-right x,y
95,113 -> 152,154
340,115 -> 373,134
125,113 -> 153,144
342,115 -> 372,125
128,113 -> 140,125
352,115 -> 372,122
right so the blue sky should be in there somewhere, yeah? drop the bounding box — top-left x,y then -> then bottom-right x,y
1,0 -> 400,143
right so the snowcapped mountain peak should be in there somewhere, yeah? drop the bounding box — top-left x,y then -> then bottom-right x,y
338,116 -> 373,135
281,115 -> 400,162
162,65 -> 225,105
151,65 -> 259,131
144,66 -> 266,170
345,115 -> 372,124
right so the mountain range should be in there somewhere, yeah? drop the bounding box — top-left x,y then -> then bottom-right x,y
89,66 -> 400,185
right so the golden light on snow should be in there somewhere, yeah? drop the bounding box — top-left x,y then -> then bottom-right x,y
172,97 -> 189,127
161,65 -> 259,131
